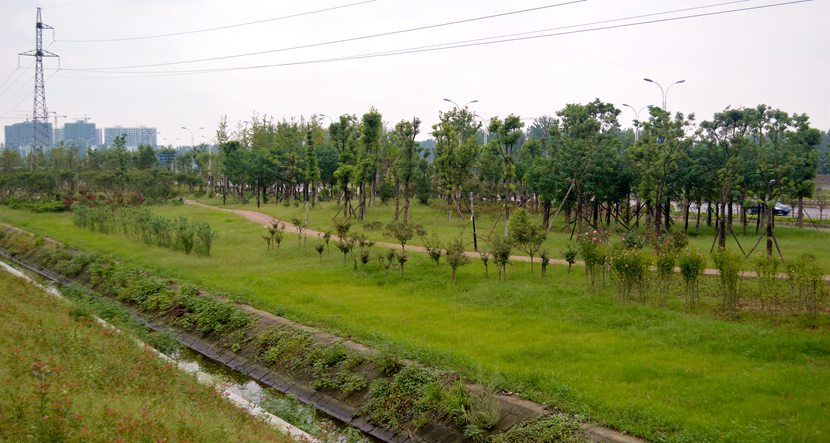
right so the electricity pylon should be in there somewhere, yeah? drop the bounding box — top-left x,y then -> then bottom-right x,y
20,7 -> 59,151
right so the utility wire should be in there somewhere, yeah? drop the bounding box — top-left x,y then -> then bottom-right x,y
0,69 -> 58,121
0,63 -> 35,101
57,0 -> 377,43
0,17 -> 35,61
66,0 -> 585,71
61,0 -> 810,77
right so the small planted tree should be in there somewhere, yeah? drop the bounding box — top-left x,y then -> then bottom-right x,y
446,237 -> 471,285
334,219 -> 352,239
291,217 -> 306,249
378,249 -> 396,285
272,222 -> 286,252
678,248 -> 707,312
423,232 -> 444,276
489,236 -> 512,282
323,230 -> 333,254
396,251 -> 408,275
540,250 -> 550,277
386,221 -> 414,251
262,229 -> 274,251
509,209 -> 547,272
561,243 -> 578,281
314,240 -> 325,264
359,249 -> 371,277
479,252 -> 490,277
335,238 -> 355,264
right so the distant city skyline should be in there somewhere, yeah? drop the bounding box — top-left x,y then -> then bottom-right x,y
1,0 -> 827,146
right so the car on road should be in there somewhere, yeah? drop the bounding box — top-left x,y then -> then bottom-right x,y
747,202 -> 792,216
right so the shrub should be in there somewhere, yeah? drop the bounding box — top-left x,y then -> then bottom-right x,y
607,247 -> 650,303
712,248 -> 743,317
678,248 -> 707,312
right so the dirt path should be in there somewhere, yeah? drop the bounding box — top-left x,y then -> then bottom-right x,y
186,200 -> 830,281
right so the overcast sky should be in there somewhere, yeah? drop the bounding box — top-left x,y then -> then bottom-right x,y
1,0 -> 828,146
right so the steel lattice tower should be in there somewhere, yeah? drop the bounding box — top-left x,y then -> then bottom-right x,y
20,8 -> 58,151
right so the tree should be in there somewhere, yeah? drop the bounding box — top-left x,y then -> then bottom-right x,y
305,129 -> 321,204
422,232 -> 444,276
488,114 -> 525,234
489,235 -> 512,282
629,107 -> 695,237
552,99 -> 621,235
392,117 -> 421,223
432,107 -> 480,220
386,221 -> 414,251
509,209 -> 546,272
445,237 -> 471,284
136,144 -> 157,170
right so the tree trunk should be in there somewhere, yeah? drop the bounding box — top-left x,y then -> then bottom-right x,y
797,196 -> 804,228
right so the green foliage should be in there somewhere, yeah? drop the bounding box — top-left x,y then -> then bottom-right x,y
509,209 -> 547,272
786,254 -> 829,327
489,235 -> 512,282
256,325 -> 366,394
560,243 -> 578,281
712,248 -> 744,317
386,221 -> 414,251
71,204 -> 214,256
361,366 -> 442,429
441,380 -> 501,439
607,247 -> 650,303
576,229 -> 608,289
492,413 -> 589,443
446,237 -> 471,284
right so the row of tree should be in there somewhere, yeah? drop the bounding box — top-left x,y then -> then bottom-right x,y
1,103 -> 826,259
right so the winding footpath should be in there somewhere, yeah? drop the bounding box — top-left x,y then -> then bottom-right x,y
185,200 -> 830,281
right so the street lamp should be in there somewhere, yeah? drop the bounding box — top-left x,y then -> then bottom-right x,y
643,78 -> 685,110
443,98 -> 478,109
621,104 -> 651,141
181,126 -> 204,149
79,137 -> 96,150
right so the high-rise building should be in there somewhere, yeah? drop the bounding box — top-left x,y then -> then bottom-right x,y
62,120 -> 100,149
104,126 -> 157,150
3,120 -> 53,154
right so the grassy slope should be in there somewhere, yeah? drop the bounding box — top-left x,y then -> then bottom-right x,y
0,271 -> 291,443
1,202 -> 828,443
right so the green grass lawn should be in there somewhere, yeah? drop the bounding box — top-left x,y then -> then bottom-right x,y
1,202 -> 828,443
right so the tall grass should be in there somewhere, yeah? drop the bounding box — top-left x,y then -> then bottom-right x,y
0,273 -> 291,443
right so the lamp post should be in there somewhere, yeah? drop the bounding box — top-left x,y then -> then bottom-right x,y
621,104 -> 651,141
319,114 -> 334,125
79,137 -> 96,150
181,126 -> 204,150
643,78 -> 685,110
443,98 -> 478,109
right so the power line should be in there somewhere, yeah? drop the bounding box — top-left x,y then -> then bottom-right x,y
0,64 -> 35,101
57,0 -> 378,43
60,0 -> 810,78
66,0 -> 584,71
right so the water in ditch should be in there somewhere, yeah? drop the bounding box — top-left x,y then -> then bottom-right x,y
173,346 -> 379,443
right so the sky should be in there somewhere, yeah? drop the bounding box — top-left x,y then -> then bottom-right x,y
1,0 -> 828,146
